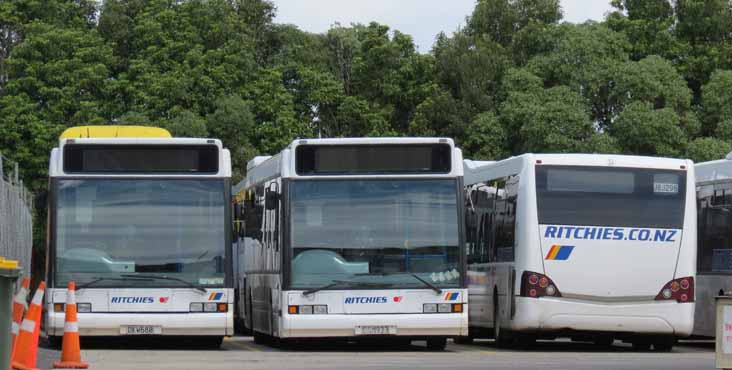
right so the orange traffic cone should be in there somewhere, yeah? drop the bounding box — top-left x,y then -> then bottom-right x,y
10,277 -> 30,356
53,282 -> 88,369
11,281 -> 45,370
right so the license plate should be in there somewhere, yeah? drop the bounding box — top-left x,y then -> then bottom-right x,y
355,326 -> 397,336
122,326 -> 162,335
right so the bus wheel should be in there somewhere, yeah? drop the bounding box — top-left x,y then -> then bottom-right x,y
253,331 -> 267,345
426,338 -> 447,351
453,336 -> 474,345
593,336 -> 614,347
652,337 -> 674,352
205,336 -> 224,349
631,340 -> 651,351
46,335 -> 62,349
515,334 -> 536,348
493,304 -> 513,348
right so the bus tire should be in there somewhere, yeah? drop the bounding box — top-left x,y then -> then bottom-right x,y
426,337 -> 447,351
204,336 -> 224,349
253,330 -> 267,345
46,335 -> 62,349
652,337 -> 674,352
631,340 -> 651,351
453,336 -> 474,345
515,334 -> 536,348
593,335 -> 614,347
493,303 -> 513,348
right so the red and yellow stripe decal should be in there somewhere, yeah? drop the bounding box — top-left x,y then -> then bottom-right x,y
545,245 -> 575,261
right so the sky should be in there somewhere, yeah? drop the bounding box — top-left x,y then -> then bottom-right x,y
273,0 -> 615,53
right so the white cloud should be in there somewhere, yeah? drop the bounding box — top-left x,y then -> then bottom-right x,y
561,0 -> 614,23
273,0 -> 616,52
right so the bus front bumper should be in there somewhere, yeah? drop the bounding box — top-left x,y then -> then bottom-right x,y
514,297 -> 694,336
280,312 -> 468,338
46,311 -> 233,337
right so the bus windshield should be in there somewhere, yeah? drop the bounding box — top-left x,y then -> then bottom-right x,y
536,165 -> 686,229
290,179 -> 461,289
54,179 -> 226,288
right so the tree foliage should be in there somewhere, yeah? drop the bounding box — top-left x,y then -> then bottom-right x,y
2,0 -> 732,193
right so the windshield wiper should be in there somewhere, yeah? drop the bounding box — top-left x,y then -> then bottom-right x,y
355,272 -> 443,294
302,280 -> 393,296
77,276 -> 154,290
120,274 -> 207,293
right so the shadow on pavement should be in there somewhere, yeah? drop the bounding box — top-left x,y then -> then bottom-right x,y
243,338 -> 444,352
458,338 -> 715,353
40,336 -> 225,351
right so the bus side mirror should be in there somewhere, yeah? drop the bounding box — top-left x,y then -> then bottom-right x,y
265,190 -> 279,210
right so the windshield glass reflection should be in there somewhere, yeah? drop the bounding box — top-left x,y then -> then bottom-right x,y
55,179 -> 226,287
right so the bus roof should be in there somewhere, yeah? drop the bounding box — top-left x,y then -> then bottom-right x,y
60,126 -> 172,139
696,155 -> 732,184
238,137 -> 462,190
49,137 -> 230,178
464,153 -> 692,185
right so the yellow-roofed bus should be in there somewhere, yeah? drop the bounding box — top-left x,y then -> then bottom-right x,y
44,126 -> 233,348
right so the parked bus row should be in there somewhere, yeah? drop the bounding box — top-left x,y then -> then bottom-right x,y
38,126 -> 727,351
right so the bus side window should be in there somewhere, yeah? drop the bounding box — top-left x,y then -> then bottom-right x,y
494,176 -> 518,263
234,202 -> 245,238
244,187 -> 264,242
465,189 -> 478,264
699,183 -> 732,273
477,184 -> 495,264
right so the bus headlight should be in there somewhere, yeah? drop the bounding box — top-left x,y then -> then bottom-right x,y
204,303 -> 218,312
313,305 -> 328,314
77,303 -> 92,313
423,303 -> 437,313
299,305 -> 313,314
189,303 -> 203,312
288,305 -> 328,314
437,303 -> 452,313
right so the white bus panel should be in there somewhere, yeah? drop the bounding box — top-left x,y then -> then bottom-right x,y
463,154 -> 696,351
44,130 -> 233,348
233,138 -> 468,350
695,156 -> 732,337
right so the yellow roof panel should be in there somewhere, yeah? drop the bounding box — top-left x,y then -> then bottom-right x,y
60,126 -> 172,139
0,257 -> 19,269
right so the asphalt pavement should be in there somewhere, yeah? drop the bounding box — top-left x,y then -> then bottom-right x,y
35,337 -> 716,370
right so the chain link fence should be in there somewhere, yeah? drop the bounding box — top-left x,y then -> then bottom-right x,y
0,153 -> 33,279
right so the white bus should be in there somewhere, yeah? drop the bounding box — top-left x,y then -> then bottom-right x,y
461,154 -> 696,351
232,138 -> 467,350
695,154 -> 732,337
44,126 -> 233,348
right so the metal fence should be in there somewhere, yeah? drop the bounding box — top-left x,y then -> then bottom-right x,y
0,153 -> 33,279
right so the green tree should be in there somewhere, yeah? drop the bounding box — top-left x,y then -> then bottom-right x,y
466,0 -> 562,47
606,0 -> 682,61
611,102 -> 687,157
701,70 -> 732,134
674,0 -> 732,99
515,86 -> 596,153
527,23 -> 630,127
433,32 -> 509,113
206,95 -> 256,179
163,109 -> 208,138
461,112 -> 509,160
409,88 -> 472,140
687,137 -> 732,162
0,0 -> 97,89
0,23 -> 114,189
